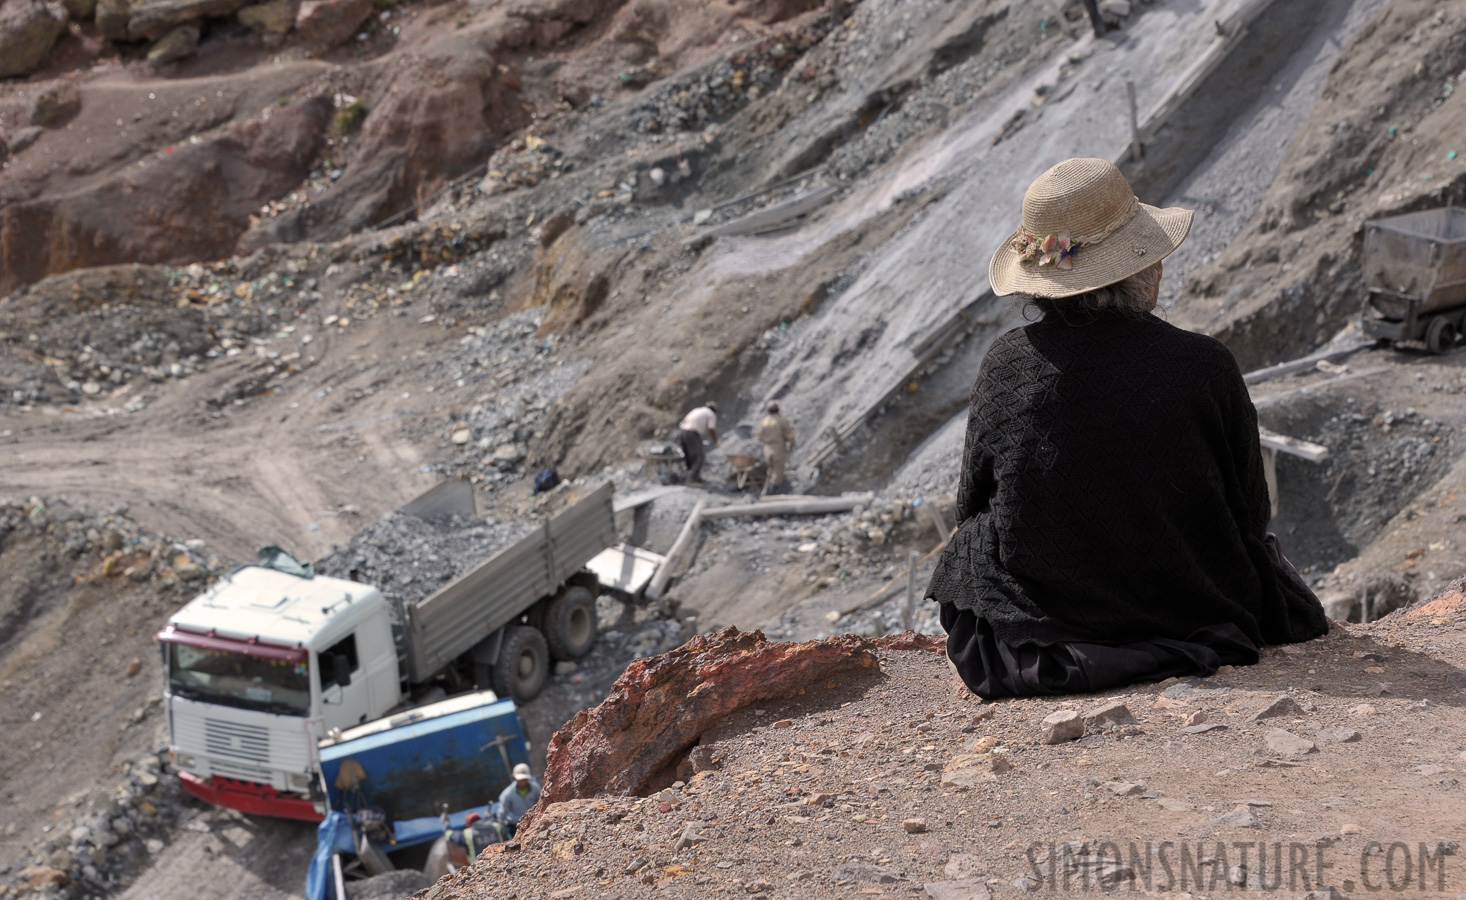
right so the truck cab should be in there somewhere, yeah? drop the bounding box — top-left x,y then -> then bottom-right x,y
159,566 -> 402,820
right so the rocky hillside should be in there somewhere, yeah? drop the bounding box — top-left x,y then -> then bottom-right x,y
5,0 -> 1466,897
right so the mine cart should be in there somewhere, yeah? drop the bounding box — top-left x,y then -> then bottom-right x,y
1360,206 -> 1466,354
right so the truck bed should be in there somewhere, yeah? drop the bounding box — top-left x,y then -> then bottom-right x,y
317,510 -> 534,612
318,481 -> 617,683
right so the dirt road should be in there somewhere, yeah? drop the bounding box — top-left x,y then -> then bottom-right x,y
0,314 -> 456,562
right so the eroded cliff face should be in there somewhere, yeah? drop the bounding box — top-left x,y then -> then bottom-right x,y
0,0 -> 839,292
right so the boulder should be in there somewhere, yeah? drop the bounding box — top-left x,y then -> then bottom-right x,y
94,0 -> 128,38
145,22 -> 197,65
924,879 -> 991,900
1252,694 -> 1305,721
8,124 -> 44,153
1082,700 -> 1135,730
523,628 -> 943,835
295,0 -> 371,50
0,0 -> 68,78
236,0 -> 294,42
30,81 -> 80,127
1041,710 -> 1083,744
127,0 -> 250,39
1263,728 -> 1317,756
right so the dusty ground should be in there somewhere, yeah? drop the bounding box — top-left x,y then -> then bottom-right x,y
5,0 -> 1466,899
430,594 -> 1466,900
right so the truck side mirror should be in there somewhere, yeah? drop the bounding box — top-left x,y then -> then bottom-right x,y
332,654 -> 352,688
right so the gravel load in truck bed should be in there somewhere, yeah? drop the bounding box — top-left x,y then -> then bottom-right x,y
317,512 -> 535,610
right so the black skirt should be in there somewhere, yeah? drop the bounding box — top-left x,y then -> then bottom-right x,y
939,603 -> 1260,699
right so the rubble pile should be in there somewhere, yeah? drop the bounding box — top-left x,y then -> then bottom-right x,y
0,497 -> 224,594
1,263 -> 302,408
2,750 -> 193,900
316,511 -> 534,609
1265,397 -> 1458,571
414,308 -> 589,486
692,495 -> 935,592
629,18 -> 840,138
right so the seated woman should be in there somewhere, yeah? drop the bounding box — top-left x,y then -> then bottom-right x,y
927,158 -> 1328,699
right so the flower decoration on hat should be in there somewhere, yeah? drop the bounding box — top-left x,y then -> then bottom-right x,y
1011,230 -> 1082,269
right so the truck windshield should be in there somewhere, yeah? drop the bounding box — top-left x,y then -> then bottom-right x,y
167,644 -> 310,716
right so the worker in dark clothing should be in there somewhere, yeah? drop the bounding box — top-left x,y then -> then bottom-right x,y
1081,0 -> 1107,37
927,158 -> 1327,699
675,401 -> 719,485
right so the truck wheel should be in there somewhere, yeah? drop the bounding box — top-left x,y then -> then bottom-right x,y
493,625 -> 549,703
544,586 -> 597,661
1425,316 -> 1458,355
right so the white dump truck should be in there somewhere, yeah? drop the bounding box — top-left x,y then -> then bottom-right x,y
156,481 -> 658,820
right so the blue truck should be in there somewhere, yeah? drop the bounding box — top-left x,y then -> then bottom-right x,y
305,689 -> 531,899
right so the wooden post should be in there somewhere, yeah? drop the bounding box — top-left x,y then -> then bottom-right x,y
1126,81 -> 1143,162
645,500 -> 705,601
901,551 -> 919,632
699,493 -> 875,519
926,503 -> 949,544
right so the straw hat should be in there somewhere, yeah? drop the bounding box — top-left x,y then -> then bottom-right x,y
988,158 -> 1193,299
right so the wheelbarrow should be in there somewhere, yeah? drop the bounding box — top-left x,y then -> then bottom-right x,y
725,452 -> 763,490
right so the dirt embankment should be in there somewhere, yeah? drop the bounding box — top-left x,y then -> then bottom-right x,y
427,601 -> 1466,900
0,0 -> 831,294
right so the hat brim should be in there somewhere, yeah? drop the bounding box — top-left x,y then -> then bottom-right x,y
988,203 -> 1193,299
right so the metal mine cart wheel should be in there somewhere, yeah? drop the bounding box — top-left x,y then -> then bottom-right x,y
1425,313 -> 1462,355
1360,207 -> 1466,355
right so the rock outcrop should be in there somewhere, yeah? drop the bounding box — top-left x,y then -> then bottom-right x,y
28,81 -> 80,127
0,0 -> 68,78
521,627 -> 944,834
0,96 -> 330,295
294,0 -> 369,50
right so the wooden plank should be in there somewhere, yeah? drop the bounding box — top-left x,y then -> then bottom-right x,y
697,185 -> 839,239
699,493 -> 875,520
1258,428 -> 1328,463
1134,0 -> 1281,143
645,500 -> 705,601
1242,342 -> 1376,384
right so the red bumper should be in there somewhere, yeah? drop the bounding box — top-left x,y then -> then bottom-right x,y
179,772 -> 323,822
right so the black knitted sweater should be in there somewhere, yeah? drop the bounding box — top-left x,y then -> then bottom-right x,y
925,310 -> 1328,648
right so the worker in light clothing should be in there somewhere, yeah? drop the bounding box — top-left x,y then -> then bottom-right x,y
675,401 -> 719,485
497,763 -> 541,836
756,401 -> 796,495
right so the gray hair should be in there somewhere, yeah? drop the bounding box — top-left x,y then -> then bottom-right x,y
1026,262 -> 1163,319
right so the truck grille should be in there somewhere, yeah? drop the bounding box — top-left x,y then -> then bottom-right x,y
204,718 -> 270,764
